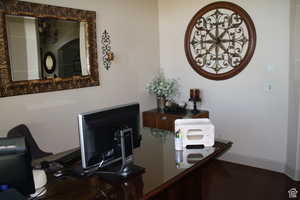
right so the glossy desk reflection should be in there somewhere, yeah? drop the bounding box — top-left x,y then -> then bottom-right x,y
134,128 -> 230,197
40,128 -> 232,200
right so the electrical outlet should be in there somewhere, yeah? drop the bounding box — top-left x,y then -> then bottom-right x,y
266,64 -> 273,72
264,82 -> 272,92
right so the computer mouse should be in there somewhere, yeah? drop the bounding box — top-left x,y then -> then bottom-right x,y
53,170 -> 63,178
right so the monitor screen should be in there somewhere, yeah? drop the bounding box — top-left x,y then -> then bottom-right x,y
78,103 -> 141,169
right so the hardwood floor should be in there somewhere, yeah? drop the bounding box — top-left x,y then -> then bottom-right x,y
201,160 -> 299,200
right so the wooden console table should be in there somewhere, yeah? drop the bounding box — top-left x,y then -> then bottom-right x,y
143,109 -> 209,131
39,129 -> 231,200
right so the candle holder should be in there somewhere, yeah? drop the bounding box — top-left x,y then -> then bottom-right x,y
189,97 -> 201,114
189,88 -> 201,114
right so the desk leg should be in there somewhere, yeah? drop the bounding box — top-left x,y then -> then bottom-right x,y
120,175 -> 144,200
183,168 -> 202,200
147,168 -> 203,200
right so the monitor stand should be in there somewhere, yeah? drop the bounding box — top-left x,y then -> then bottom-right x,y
64,160 -> 145,180
119,163 -> 132,177
96,128 -> 143,178
118,163 -> 144,177
90,128 -> 144,178
118,128 -> 134,177
94,164 -> 145,183
71,128 -> 145,178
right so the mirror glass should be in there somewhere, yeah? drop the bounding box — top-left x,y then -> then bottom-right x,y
6,15 -> 90,81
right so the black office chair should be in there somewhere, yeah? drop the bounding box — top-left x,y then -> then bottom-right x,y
7,124 -> 53,160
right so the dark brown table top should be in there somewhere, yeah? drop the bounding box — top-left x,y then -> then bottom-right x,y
135,128 -> 232,197
37,128 -> 232,199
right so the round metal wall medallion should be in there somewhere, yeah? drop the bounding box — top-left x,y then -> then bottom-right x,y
184,2 -> 256,80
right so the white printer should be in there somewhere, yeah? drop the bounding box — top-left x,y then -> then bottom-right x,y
175,118 -> 215,148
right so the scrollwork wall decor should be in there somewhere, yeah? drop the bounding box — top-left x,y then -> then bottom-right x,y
184,2 -> 256,80
101,30 -> 114,70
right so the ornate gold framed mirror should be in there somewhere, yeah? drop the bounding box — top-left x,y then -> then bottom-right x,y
184,2 -> 256,80
0,1 -> 99,97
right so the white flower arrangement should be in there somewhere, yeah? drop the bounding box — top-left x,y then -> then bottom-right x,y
146,73 -> 178,98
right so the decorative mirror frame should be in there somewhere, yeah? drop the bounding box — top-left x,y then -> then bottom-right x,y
0,1 -> 99,97
184,2 -> 256,80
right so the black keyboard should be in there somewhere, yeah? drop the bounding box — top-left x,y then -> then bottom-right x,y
56,149 -> 81,166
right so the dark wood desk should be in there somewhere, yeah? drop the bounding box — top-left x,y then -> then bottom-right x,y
143,109 -> 209,131
40,129 -> 232,200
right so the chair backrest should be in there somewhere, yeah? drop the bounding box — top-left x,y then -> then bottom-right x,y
7,124 -> 52,160
0,137 -> 35,196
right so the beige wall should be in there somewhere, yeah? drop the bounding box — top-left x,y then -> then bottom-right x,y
286,0 -> 300,180
295,1 -> 300,181
2,0 -> 299,179
158,0 -> 290,172
0,0 -> 160,153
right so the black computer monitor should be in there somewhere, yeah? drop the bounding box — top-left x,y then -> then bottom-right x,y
78,103 -> 141,170
0,137 -> 35,196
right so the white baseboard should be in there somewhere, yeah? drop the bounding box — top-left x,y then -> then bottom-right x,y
285,165 -> 300,181
219,152 -> 286,174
